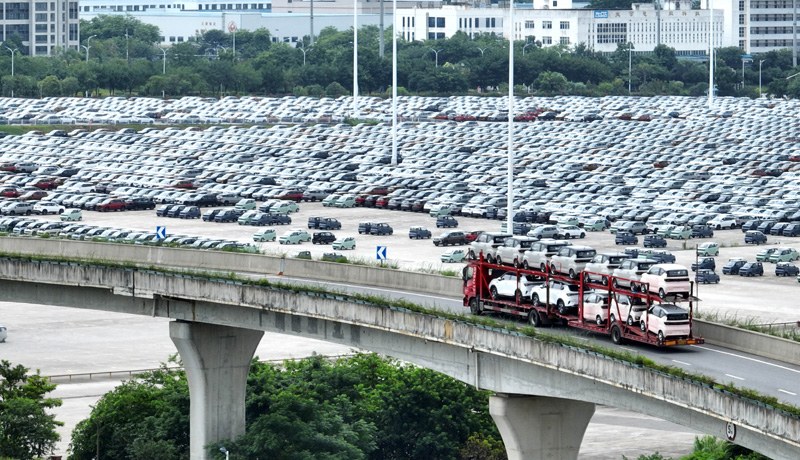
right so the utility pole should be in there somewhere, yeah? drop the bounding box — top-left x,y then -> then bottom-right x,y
628,43 -> 633,93
655,0 -> 661,47
353,0 -> 358,117
310,0 -> 315,46
708,0 -> 714,107
159,47 -> 167,74
794,0 -> 798,67
5,46 -> 17,98
379,0 -> 384,57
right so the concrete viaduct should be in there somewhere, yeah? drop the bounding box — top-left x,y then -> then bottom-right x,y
1,255 -> 799,460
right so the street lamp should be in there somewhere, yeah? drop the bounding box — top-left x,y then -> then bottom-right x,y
219,447 -> 229,460
759,59 -> 765,96
84,35 -> 97,62
476,46 -> 489,56
628,42 -> 634,93
430,48 -> 443,67
522,42 -> 533,55
299,45 -> 312,66
159,47 -> 167,74
5,46 -> 17,98
353,0 -> 358,117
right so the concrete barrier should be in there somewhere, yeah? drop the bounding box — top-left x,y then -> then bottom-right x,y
4,237 -> 799,365
693,319 -> 800,366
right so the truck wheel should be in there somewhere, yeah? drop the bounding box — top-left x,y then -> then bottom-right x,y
557,299 -> 566,314
658,331 -> 664,342
611,325 -> 624,345
596,315 -> 603,326
469,298 -> 482,316
531,293 -> 540,307
490,287 -> 499,300
640,320 -> 647,333
569,269 -> 577,280
528,309 -> 541,327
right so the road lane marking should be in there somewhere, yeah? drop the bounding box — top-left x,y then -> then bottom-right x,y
725,374 -> 744,381
696,346 -> 800,375
672,360 -> 692,366
779,389 -> 797,396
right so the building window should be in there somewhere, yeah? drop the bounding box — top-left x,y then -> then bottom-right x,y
596,22 -> 627,43
36,24 -> 47,32
525,20 -> 534,29
560,21 -> 569,29
169,36 -> 176,42
35,34 -> 48,43
6,2 -> 31,20
35,13 -> 47,21
560,36 -> 570,44
491,18 -> 496,27
542,21 -> 552,29
428,32 -> 435,39
35,46 -> 48,54
437,17 -> 445,27
69,23 -> 78,40
35,2 -> 48,10
542,36 -> 552,44
178,36 -> 184,42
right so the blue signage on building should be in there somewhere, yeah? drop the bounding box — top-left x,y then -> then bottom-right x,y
594,10 -> 609,18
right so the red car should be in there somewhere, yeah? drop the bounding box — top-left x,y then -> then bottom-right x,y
96,198 -> 127,212
0,187 -> 20,197
375,197 -> 390,209
29,178 -> 57,190
465,231 -> 483,243
171,180 -> 195,189
274,189 -> 303,201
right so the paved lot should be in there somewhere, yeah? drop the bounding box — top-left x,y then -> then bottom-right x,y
0,301 -> 699,460
26,200 -> 800,323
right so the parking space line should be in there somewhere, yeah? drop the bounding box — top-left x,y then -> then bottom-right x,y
778,389 -> 797,396
725,374 -> 744,381
671,360 -> 691,366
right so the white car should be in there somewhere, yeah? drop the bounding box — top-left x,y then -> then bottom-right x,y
530,280 -> 581,314
33,201 -> 65,215
582,292 -> 610,325
494,237 -> 538,267
708,214 -> 738,230
609,294 -> 649,326
584,253 -> 630,284
611,258 -> 658,290
639,263 -> 691,299
488,272 -> 541,301
640,304 -> 691,341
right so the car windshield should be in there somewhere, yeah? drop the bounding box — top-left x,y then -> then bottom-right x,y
609,256 -> 626,264
637,262 -> 656,270
666,269 -> 688,277
577,250 -> 596,258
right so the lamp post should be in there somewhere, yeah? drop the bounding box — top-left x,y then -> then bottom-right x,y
506,0 -> 515,235
522,42 -> 533,55
159,47 -> 167,74
124,30 -> 129,63
430,48 -> 443,67
85,35 -> 97,62
219,447 -> 229,460
5,46 -> 17,98
476,46 -> 489,56
391,0 -> 397,165
759,59 -> 765,97
628,42 -> 633,93
708,0 -> 714,107
353,0 -> 358,118
299,45 -> 312,66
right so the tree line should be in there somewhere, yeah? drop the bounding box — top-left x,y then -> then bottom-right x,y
1,14 -> 800,99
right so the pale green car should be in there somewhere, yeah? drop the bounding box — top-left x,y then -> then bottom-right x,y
429,204 -> 451,217
581,218 -> 607,231
322,194 -> 340,207
769,247 -> 799,263
668,225 -> 692,239
441,249 -> 467,263
696,242 -> 719,256
238,210 -> 260,225
60,208 -> 82,221
657,225 -> 677,237
234,199 -> 256,211
332,236 -> 356,250
253,228 -> 277,242
334,195 -> 357,208
279,229 -> 311,244
557,215 -> 580,227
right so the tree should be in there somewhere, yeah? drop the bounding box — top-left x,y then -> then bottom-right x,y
0,360 -> 63,460
326,81 -> 348,97
39,75 -> 62,97
533,71 -> 568,94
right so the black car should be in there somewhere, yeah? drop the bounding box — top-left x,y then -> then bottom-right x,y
358,222 -> 377,234
167,205 -> 187,218
615,231 -> 638,245
691,257 -> 715,272
370,223 -> 394,235
307,216 -> 322,229
202,209 -> 222,222
126,197 -> 156,210
409,226 -> 432,239
436,216 -> 459,228
740,220 -> 763,232
722,259 -> 747,275
783,223 -> 800,237
775,263 -> 800,277
744,230 -> 767,245
739,262 -> 764,277
312,231 -> 336,244
266,213 -> 292,225
690,225 -> 714,238
319,218 -> 342,230
214,209 -> 240,223
649,251 -> 676,263
179,206 -> 201,219
433,231 -> 467,246
156,204 -> 177,217
643,235 -> 667,248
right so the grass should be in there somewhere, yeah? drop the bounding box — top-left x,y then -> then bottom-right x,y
1,251 -> 799,420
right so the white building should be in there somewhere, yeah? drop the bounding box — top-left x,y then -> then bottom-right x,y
398,0 -> 724,55
2,0 -> 81,56
79,0 -> 271,14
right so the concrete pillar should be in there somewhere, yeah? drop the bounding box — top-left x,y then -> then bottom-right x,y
490,394 -> 595,460
170,321 -> 264,460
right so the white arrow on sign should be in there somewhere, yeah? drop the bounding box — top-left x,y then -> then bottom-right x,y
376,246 -> 387,260
156,226 -> 166,239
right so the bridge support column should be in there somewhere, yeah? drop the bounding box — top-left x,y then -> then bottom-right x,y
170,321 -> 264,460
490,394 -> 595,460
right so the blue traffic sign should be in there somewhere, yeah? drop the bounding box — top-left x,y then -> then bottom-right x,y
156,226 -> 166,239
376,246 -> 387,260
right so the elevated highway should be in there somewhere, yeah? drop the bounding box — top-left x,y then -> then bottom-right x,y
0,245 -> 798,460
